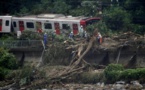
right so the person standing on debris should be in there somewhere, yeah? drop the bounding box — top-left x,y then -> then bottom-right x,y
79,25 -> 84,38
94,28 -> 102,45
84,30 -> 88,38
84,30 -> 90,42
97,32 -> 102,44
43,32 -> 48,49
69,31 -> 74,40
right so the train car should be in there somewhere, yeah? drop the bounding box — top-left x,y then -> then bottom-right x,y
0,16 -> 12,33
0,14 -> 101,35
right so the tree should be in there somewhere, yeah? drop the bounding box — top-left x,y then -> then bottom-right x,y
103,7 -> 131,31
53,0 -> 70,14
124,0 -> 145,25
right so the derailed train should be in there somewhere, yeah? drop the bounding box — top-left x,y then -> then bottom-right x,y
0,14 -> 101,35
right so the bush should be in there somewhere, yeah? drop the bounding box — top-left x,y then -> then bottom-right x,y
131,24 -> 145,35
0,34 -> 16,40
120,68 -> 145,83
104,64 -> 124,83
69,71 -> 104,84
0,48 -> 18,80
0,48 -> 18,69
104,64 -> 124,72
78,71 -> 105,84
0,67 -> 9,80
19,30 -> 42,40
104,64 -> 145,83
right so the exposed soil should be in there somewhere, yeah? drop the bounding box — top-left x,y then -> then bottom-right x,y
1,31 -> 145,89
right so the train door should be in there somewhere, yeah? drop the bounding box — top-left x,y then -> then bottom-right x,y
36,22 -> 42,33
12,20 -> 18,33
72,23 -> 78,35
54,22 -> 60,34
0,16 -> 12,33
19,21 -> 24,32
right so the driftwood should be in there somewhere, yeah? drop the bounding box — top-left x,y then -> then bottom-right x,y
0,82 -> 16,90
49,35 -> 96,81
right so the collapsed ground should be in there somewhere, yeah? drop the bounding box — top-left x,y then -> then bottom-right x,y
1,31 -> 145,89
26,31 -> 145,88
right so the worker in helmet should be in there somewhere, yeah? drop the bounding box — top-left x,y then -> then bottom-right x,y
79,25 -> 84,38
94,28 -> 102,45
43,33 -> 48,49
69,31 -> 74,40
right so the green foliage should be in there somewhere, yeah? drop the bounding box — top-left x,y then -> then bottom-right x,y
1,0 -> 145,36
0,67 -> 9,80
55,35 -> 66,42
104,64 -> 145,83
85,21 -> 117,37
96,21 -> 116,37
86,23 -> 97,35
104,64 -> 124,83
19,7 -> 29,15
0,47 -> 18,80
104,64 -> 124,71
120,69 -> 138,81
53,0 -> 70,14
19,30 -> 42,40
120,68 -> 145,83
124,0 -> 145,25
0,48 -> 18,69
103,7 -> 131,31
0,34 -> 15,40
69,8 -> 84,16
131,24 -> 145,35
79,71 -> 105,84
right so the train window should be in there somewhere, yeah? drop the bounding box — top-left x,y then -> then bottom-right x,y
44,23 -> 52,29
0,19 -> 2,25
5,20 -> 9,26
13,22 -> 17,27
62,24 -> 70,30
26,22 -> 34,28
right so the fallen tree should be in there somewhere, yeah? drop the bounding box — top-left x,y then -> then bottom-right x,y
49,30 -> 98,81
2,31 -> 145,89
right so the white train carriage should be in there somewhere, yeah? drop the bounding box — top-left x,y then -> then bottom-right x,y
0,16 -> 12,33
0,14 -> 101,35
12,16 -> 37,33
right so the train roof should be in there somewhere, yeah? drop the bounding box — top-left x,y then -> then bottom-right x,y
12,14 -> 89,21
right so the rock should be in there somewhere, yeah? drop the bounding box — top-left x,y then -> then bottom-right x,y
113,81 -> 126,90
100,82 -> 105,87
83,86 -> 89,90
41,89 -> 48,90
96,82 -> 105,88
129,80 -> 143,90
8,88 -> 14,90
116,81 -> 125,84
